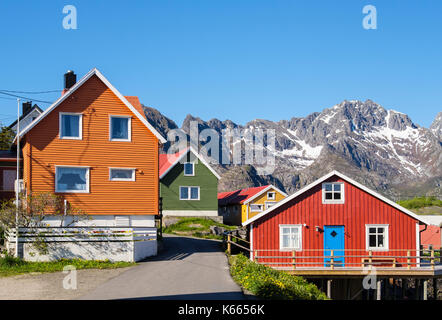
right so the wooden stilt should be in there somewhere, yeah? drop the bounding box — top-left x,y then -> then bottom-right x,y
433,278 -> 438,300
376,279 -> 382,300
423,280 -> 428,301
327,280 -> 332,299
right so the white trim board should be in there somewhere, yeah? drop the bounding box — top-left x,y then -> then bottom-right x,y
242,170 -> 428,226
159,146 -> 221,180
14,68 -> 166,144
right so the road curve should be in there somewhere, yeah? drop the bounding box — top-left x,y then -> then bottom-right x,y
80,234 -> 246,300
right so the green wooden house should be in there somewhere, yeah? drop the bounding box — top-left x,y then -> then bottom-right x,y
159,147 -> 221,218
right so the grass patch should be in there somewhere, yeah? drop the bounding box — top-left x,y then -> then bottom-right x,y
0,255 -> 135,277
229,254 -> 328,300
163,217 -> 237,240
398,196 -> 442,210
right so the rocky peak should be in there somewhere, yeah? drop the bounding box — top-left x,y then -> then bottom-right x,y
430,111 -> 442,140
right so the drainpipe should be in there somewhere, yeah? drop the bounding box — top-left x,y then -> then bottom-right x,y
417,222 -> 428,267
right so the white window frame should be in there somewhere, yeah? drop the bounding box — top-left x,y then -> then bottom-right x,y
267,191 -> 276,200
250,204 -> 264,212
365,224 -> 389,251
109,115 -> 132,142
265,201 -> 277,210
279,224 -> 302,251
59,112 -> 83,140
183,162 -> 195,176
179,186 -> 200,201
55,165 -> 90,193
109,168 -> 136,181
322,182 -> 345,204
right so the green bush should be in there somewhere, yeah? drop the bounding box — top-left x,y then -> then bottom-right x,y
398,196 -> 442,209
229,254 -> 328,300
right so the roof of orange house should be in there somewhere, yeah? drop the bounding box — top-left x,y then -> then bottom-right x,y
15,68 -> 167,144
218,185 -> 270,206
159,148 -> 190,178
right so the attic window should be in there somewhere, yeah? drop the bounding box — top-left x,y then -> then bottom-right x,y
60,113 -> 82,139
110,115 -> 131,141
267,192 -> 276,200
184,163 -> 194,176
322,182 -> 345,204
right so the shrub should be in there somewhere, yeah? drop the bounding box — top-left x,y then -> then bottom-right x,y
229,254 -> 328,300
398,196 -> 442,210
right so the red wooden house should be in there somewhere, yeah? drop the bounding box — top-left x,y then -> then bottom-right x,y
243,171 -> 428,269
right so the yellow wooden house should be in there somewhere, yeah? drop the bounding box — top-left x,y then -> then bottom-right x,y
218,185 -> 288,225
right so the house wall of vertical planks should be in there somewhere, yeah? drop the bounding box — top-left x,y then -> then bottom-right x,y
251,175 -> 423,267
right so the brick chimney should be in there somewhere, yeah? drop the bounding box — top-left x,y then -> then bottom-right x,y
22,101 -> 32,116
62,70 -> 76,95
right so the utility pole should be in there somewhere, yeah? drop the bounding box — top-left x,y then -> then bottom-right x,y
15,98 -> 20,258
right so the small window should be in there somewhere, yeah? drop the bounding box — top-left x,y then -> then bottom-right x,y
280,225 -> 302,251
179,186 -> 200,200
60,113 -> 82,139
366,225 -> 389,251
250,204 -> 264,212
265,201 -> 276,210
267,192 -> 276,200
184,163 -> 194,176
109,168 -> 135,181
110,116 -> 131,141
55,166 -> 89,193
322,182 -> 344,204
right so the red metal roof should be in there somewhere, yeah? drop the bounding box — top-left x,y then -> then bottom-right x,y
159,148 -> 189,177
218,185 -> 270,206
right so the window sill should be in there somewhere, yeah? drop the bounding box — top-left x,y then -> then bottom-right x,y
366,248 -> 389,252
322,201 -> 345,204
59,136 -> 82,140
55,190 -> 90,194
109,139 -> 131,142
280,248 -> 302,252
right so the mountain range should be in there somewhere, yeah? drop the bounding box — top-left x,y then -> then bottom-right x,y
144,100 -> 442,200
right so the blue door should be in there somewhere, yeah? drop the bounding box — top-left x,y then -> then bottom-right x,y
323,226 -> 345,267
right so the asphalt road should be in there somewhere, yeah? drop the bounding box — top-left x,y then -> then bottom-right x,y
80,235 -> 247,300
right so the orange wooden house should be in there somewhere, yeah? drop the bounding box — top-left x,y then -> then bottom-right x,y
13,68 -> 167,261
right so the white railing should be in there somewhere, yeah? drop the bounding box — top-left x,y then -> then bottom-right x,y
6,227 -> 157,243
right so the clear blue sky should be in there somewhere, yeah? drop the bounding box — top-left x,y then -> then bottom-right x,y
0,0 -> 441,128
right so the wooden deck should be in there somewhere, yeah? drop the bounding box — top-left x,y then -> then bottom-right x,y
277,265 -> 442,278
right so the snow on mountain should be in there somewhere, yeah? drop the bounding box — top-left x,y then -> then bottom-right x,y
143,100 -> 442,198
